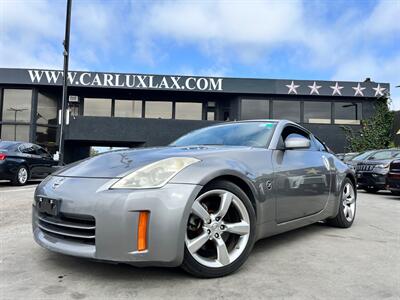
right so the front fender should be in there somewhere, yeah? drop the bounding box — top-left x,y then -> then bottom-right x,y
171,157 -> 259,195
170,154 -> 275,226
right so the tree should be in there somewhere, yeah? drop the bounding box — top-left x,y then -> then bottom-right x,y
343,96 -> 394,152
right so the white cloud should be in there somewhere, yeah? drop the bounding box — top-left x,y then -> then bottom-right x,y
0,0 -> 126,70
333,54 -> 400,109
365,0 -> 400,35
132,1 -> 306,64
0,0 -> 65,68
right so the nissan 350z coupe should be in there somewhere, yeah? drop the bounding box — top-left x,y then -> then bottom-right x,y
32,120 -> 357,277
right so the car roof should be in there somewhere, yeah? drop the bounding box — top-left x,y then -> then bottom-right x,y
0,140 -> 23,148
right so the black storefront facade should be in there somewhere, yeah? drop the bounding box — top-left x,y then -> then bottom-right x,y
0,68 -> 389,163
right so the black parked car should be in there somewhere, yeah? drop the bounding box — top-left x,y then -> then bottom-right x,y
346,150 -> 377,167
336,152 -> 360,163
0,141 -> 57,185
386,159 -> 400,196
355,149 -> 400,193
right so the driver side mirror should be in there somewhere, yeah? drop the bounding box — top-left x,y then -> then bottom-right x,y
284,136 -> 310,150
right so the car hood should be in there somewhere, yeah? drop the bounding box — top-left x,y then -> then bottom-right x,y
357,159 -> 394,166
53,145 -> 252,178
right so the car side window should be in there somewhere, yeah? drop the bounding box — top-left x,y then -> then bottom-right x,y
36,146 -> 50,158
20,143 -> 36,155
313,136 -> 328,152
369,151 -> 393,160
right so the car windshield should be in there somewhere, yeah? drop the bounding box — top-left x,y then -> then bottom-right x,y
171,122 -> 276,147
370,150 -> 400,160
351,150 -> 376,161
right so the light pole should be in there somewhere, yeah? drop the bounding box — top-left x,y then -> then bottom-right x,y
58,0 -> 72,165
7,108 -> 27,140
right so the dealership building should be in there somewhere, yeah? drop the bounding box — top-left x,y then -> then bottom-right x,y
0,68 -> 389,163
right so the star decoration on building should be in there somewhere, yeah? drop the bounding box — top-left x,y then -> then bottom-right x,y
330,82 -> 344,96
372,84 -> 386,97
352,83 -> 366,96
308,81 -> 322,95
286,81 -> 300,94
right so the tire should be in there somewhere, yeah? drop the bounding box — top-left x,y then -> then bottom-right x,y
327,178 -> 356,228
181,180 -> 256,278
390,190 -> 400,196
364,187 -> 379,193
12,165 -> 29,186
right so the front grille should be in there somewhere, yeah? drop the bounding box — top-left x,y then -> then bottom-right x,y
356,164 -> 375,172
37,212 -> 95,245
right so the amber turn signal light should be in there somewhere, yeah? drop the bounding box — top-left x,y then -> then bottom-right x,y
137,211 -> 149,251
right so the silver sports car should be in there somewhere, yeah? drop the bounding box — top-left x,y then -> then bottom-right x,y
32,120 -> 356,277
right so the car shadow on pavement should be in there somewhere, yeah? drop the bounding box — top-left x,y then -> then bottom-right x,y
252,222 -> 327,255
42,222 -> 328,281
45,252 -> 188,281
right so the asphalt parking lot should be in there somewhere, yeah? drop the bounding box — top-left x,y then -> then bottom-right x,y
0,182 -> 399,300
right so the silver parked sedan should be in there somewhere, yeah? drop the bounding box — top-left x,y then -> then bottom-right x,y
32,120 -> 356,277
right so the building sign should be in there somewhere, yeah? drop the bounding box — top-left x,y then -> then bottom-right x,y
27,69 -> 223,91
0,68 -> 390,97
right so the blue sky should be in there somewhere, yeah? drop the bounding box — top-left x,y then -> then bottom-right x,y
1,0 -> 399,108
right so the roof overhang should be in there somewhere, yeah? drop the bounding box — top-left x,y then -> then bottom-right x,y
0,68 -> 390,98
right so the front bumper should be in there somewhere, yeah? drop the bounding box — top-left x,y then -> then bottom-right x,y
356,171 -> 386,189
32,176 -> 202,267
386,172 -> 400,192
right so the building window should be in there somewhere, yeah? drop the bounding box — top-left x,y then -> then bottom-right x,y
0,124 -> 30,142
273,100 -> 300,122
241,99 -> 269,120
145,101 -> 172,119
37,92 -> 58,126
115,100 -> 142,118
36,125 -> 57,154
83,98 -> 112,117
175,102 -> 203,120
207,111 -> 215,121
334,102 -> 362,125
1,89 -> 32,122
304,101 -> 331,124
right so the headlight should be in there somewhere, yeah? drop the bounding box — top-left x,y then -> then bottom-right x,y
374,163 -> 389,169
111,157 -> 200,189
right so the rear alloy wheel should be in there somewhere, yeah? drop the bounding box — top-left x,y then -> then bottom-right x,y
327,178 -> 356,228
182,180 -> 256,278
13,166 -> 29,186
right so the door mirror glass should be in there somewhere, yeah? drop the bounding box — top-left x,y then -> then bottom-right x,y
284,136 -> 310,149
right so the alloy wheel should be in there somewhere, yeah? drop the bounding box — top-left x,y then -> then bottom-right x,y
342,183 -> 356,222
185,189 -> 251,268
18,167 -> 28,184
